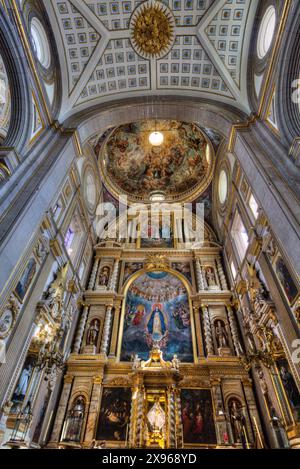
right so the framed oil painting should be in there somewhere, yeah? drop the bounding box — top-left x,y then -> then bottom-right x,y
181,389 -> 217,445
15,258 -> 37,302
140,219 -> 174,249
275,256 -> 298,304
96,387 -> 132,442
120,271 -> 194,362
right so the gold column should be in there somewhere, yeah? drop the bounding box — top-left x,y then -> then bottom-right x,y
48,375 -> 74,446
109,302 -> 122,358
193,304 -> 205,359
83,376 -> 103,446
167,386 -> 177,448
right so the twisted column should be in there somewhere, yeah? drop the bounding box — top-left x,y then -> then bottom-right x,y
88,259 -> 100,290
202,306 -> 214,356
195,260 -> 205,291
175,389 -> 183,448
135,388 -> 145,448
168,387 -> 176,448
100,306 -> 113,355
227,306 -> 243,356
109,259 -> 120,292
217,258 -> 228,291
73,306 -> 89,354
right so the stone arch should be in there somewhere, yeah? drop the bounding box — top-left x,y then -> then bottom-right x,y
0,11 -> 32,153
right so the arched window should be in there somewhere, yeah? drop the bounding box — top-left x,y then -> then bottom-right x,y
257,6 -> 276,59
30,18 -> 51,69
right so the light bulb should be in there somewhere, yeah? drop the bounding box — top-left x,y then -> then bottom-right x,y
149,131 -> 164,146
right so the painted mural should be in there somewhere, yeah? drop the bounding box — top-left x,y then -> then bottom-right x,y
275,257 -> 298,304
141,218 -> 174,248
181,389 -> 217,445
120,271 -> 193,362
15,258 -> 37,302
123,262 -> 144,284
171,262 -> 193,285
103,120 -> 209,198
96,388 -> 132,441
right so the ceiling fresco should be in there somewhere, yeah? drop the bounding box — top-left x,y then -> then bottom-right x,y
43,0 -> 259,120
98,120 -> 214,202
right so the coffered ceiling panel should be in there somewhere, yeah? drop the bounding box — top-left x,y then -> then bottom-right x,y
43,0 -> 259,121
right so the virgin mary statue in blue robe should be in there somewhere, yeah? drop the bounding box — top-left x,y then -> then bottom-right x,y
147,306 -> 166,340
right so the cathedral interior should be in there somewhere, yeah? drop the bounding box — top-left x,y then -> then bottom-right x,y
0,0 -> 300,451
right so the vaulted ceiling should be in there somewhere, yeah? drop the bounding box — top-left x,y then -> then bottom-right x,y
44,0 -> 259,121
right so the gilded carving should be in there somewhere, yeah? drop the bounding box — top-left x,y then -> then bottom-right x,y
130,1 -> 175,59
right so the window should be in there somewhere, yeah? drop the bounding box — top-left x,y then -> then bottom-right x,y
249,194 -> 259,219
218,170 -> 228,205
231,261 -> 237,280
257,6 -> 276,59
30,18 -> 51,69
64,228 -> 75,254
64,212 -> 85,263
231,211 -> 249,261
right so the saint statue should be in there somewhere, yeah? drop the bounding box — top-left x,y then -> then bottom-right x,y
279,363 -> 300,408
258,369 -> 273,412
64,396 -> 85,442
99,267 -> 110,287
215,320 -> 228,348
147,397 -> 165,433
14,364 -> 32,400
147,305 -> 166,341
229,399 -> 245,444
86,319 -> 100,346
205,267 -> 217,287
171,354 -> 180,371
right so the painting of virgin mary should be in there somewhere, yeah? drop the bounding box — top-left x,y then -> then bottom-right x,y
147,304 -> 167,340
120,271 -> 193,362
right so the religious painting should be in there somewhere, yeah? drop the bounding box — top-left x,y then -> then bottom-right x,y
0,307 -> 14,339
96,388 -> 132,442
102,120 -> 210,200
199,126 -> 223,152
123,262 -> 144,284
15,258 -> 37,302
120,271 -> 193,362
140,218 -> 174,248
275,257 -> 298,304
277,358 -> 300,421
171,262 -> 193,285
181,389 -> 217,445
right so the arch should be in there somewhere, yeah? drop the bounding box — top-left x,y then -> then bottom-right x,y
71,97 -> 245,145
276,5 -> 300,147
0,10 -> 32,152
117,267 -> 197,364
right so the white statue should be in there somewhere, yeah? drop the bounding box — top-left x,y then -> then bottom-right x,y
171,354 -> 180,370
132,353 -> 141,370
147,397 -> 165,432
14,365 -> 32,399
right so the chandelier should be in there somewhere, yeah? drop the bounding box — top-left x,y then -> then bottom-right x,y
34,326 -> 65,374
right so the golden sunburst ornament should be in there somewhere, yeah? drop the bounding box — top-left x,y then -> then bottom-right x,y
130,0 -> 175,59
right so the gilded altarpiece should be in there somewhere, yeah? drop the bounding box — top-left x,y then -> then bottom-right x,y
47,216 -> 263,450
